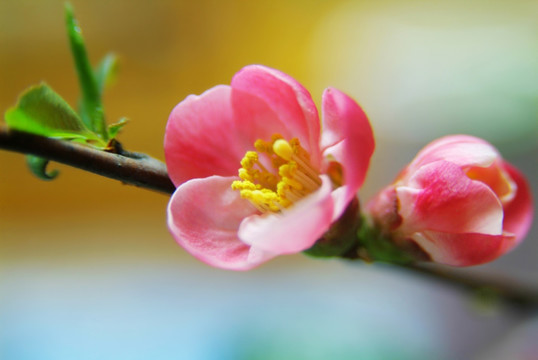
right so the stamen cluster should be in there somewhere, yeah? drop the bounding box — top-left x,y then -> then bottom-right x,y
232,134 -> 322,213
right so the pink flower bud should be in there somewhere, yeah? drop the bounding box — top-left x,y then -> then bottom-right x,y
366,135 -> 533,266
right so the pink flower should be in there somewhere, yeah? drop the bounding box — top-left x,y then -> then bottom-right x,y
164,65 -> 374,270
367,135 -> 533,266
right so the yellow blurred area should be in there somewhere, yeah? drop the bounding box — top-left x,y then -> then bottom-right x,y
0,0 -> 336,262
1,0 -> 536,262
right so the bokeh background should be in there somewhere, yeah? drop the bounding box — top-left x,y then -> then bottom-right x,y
1,0 -> 537,359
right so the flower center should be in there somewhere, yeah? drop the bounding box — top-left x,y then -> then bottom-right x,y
231,134 -> 322,213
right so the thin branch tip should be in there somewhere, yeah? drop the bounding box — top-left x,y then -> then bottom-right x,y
0,126 -> 175,194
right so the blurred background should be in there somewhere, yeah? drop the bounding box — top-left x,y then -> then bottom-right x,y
1,0 -> 536,359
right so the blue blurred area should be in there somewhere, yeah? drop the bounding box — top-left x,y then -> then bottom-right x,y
0,259 -> 532,360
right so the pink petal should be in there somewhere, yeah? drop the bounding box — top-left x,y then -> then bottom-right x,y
411,231 -> 511,267
167,175 -> 268,271
246,246 -> 277,265
501,162 -> 534,248
403,135 -> 499,179
397,161 -> 504,236
237,175 -> 334,254
321,88 -> 375,211
165,86 -> 239,186
321,141 -> 349,220
329,185 -> 349,221
231,65 -> 322,167
165,85 -> 291,186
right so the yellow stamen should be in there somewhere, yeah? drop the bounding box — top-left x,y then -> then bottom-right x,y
232,134 -> 322,213
254,139 -> 274,154
273,139 -> 293,161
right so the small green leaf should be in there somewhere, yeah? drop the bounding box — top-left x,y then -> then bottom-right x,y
65,2 -> 107,140
4,83 -> 103,143
95,53 -> 119,96
107,117 -> 128,139
26,155 -> 59,180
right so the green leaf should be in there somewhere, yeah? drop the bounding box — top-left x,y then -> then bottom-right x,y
65,2 -> 107,140
26,155 -> 59,180
107,117 -> 128,139
4,83 -> 103,143
95,53 -> 119,96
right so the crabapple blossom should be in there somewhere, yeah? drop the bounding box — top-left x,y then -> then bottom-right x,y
165,65 -> 374,270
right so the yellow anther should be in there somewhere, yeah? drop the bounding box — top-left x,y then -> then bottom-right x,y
240,151 -> 258,169
290,137 -> 310,160
278,164 -> 288,177
231,181 -> 241,190
239,189 -> 255,200
276,180 -> 287,193
238,168 -> 252,181
232,180 -> 257,191
254,139 -> 273,154
273,139 -> 293,161
251,189 -> 276,208
278,162 -> 298,178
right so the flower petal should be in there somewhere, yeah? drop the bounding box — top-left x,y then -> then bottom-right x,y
238,175 -> 334,254
403,135 -> 499,179
329,185 -> 349,222
501,162 -> 534,248
465,162 -> 516,204
397,161 -> 504,235
411,231 -> 510,266
167,175 -> 269,270
165,86 -> 240,185
165,85 -> 290,186
231,65 -> 321,166
321,88 -> 375,217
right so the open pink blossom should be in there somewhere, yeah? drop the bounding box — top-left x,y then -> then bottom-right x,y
164,65 -> 374,270
367,135 -> 533,266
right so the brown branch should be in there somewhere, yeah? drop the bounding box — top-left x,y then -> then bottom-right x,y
0,126 -> 175,194
402,263 -> 538,311
1,125 -> 537,310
